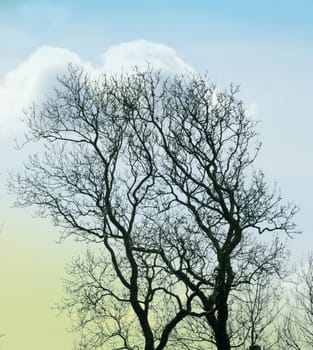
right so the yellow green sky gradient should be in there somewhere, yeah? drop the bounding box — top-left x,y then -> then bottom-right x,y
0,203 -> 80,349
1,1 -> 313,349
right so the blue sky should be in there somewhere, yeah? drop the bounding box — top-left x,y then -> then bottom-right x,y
1,0 -> 313,73
0,1 -> 312,349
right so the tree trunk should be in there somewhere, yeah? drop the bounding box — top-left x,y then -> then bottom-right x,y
214,327 -> 231,350
213,288 -> 231,350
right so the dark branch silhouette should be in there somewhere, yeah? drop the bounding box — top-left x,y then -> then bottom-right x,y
10,66 -> 298,350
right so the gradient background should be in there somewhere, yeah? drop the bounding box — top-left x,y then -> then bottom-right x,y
0,1 -> 313,349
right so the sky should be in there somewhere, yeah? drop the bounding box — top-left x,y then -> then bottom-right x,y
0,1 -> 313,349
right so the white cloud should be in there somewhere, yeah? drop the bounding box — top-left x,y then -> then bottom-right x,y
0,46 -> 87,136
246,102 -> 258,119
100,39 -> 192,75
0,40 -> 192,137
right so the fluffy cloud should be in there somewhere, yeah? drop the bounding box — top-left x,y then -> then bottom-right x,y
0,46 -> 87,136
100,40 -> 192,75
0,40 -> 192,137
246,102 -> 258,119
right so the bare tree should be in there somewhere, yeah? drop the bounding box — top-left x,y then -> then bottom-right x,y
10,66 -> 298,350
0,333 -> 4,350
228,269 -> 283,349
60,249 -> 198,350
280,253 -> 313,350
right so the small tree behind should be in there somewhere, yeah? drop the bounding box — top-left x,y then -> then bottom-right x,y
228,270 -> 283,349
280,253 -> 313,350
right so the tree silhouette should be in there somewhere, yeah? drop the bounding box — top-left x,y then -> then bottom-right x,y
280,252 -> 313,349
10,66 -> 298,350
